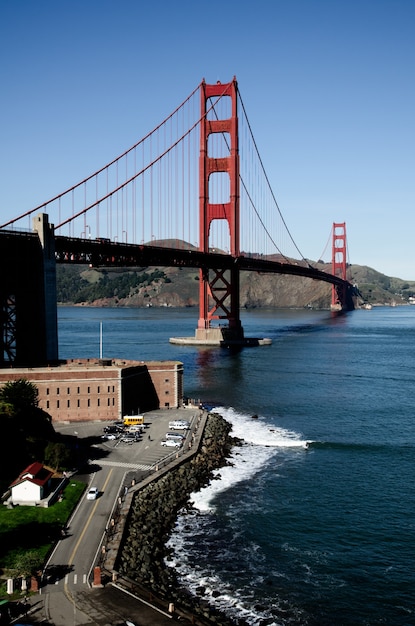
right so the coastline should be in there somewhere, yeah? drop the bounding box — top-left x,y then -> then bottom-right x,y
114,412 -> 248,626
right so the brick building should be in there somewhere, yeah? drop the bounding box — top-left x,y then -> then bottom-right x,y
0,358 -> 183,423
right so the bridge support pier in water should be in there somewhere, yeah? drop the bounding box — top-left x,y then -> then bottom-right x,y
170,327 -> 272,348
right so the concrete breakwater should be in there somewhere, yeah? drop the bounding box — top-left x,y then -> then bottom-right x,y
116,413 -> 247,625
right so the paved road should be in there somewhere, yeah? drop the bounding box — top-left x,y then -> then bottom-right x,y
35,407 -> 202,625
29,585 -> 178,625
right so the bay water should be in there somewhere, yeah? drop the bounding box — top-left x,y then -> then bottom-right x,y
58,305 -> 415,625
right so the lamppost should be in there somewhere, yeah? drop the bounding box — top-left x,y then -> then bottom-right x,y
81,225 -> 91,239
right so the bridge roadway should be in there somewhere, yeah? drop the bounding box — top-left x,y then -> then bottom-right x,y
0,228 -> 350,290
26,407 -> 213,626
54,235 -> 348,289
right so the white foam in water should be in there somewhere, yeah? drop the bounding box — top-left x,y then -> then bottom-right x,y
217,406 -> 308,447
165,406 -> 309,625
190,406 -> 309,512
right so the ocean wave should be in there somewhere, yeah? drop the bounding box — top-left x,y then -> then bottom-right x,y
188,406 -> 309,512
214,406 -> 309,448
165,406 -> 309,625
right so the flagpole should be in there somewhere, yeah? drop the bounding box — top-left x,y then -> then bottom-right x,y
99,322 -> 103,359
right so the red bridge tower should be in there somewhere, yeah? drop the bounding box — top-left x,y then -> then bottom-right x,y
331,222 -> 348,310
196,78 -> 244,344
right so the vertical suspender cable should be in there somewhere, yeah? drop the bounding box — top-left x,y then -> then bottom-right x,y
151,127 -> 154,239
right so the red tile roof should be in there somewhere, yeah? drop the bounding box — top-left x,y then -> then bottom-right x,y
10,462 -> 54,488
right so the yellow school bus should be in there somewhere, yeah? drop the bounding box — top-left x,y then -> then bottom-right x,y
123,414 -> 144,426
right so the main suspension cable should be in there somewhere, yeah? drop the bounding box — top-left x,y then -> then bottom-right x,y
237,88 -> 312,266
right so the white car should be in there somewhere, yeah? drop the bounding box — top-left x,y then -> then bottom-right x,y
86,487 -> 99,500
160,439 -> 182,447
168,420 -> 190,430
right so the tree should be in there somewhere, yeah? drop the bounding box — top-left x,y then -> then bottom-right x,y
0,379 -> 55,478
44,442 -> 71,472
0,378 -> 39,412
0,399 -> 15,417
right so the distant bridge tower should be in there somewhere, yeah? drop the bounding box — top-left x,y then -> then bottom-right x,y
196,78 -> 244,344
331,222 -> 348,310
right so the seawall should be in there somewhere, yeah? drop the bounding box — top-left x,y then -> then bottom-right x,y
106,412 -> 245,625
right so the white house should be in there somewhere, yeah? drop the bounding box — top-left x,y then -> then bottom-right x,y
10,462 -> 53,505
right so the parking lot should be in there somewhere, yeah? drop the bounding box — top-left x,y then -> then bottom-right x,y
54,407 -> 201,478
32,407 -> 206,624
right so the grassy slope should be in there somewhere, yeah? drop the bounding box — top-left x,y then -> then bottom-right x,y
0,480 -> 85,584
57,262 -> 415,309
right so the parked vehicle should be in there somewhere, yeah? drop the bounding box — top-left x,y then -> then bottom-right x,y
165,432 -> 185,441
126,425 -> 143,433
121,433 -> 140,443
168,420 -> 190,430
123,415 -> 144,426
161,439 -> 182,447
103,425 -> 118,434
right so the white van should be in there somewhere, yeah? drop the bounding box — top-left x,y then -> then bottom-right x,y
168,420 -> 190,430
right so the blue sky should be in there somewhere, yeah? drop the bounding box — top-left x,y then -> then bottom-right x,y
1,0 -> 414,279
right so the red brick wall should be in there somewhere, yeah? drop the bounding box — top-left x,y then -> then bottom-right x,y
0,359 -> 183,423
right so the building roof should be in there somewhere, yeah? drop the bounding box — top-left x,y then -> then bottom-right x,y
0,358 -> 182,374
10,462 -> 54,488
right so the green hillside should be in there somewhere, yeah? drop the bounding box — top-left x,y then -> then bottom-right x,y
56,261 -> 415,310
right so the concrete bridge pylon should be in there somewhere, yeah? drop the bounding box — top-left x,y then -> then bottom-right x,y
0,213 -> 58,367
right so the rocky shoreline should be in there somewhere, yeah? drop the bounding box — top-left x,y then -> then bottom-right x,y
116,413 -> 249,625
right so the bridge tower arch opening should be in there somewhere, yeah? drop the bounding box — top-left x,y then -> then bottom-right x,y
196,78 -> 244,344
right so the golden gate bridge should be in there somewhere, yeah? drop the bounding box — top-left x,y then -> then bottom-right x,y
0,78 -> 356,364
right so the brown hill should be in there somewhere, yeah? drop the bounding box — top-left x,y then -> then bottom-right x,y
56,259 -> 415,309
